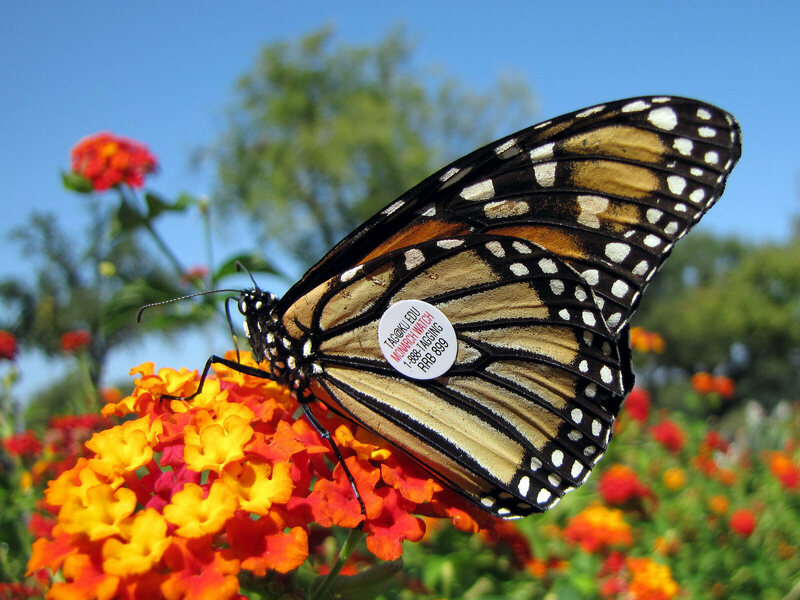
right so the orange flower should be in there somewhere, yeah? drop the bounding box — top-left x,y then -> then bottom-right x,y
71,132 -> 157,191
768,451 -> 799,490
716,468 -> 738,486
709,495 -> 729,515
630,327 -> 665,354
626,557 -> 679,600
662,467 -> 686,491
61,330 -> 91,353
563,504 -> 633,552
713,375 -> 735,399
691,372 -> 715,394
0,330 -> 18,360
729,508 -> 756,537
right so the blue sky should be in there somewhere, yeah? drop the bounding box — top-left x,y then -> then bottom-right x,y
2,2 -> 798,399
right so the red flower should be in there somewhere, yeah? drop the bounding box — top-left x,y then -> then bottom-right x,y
3,430 -> 43,458
768,452 -> 799,490
0,330 -> 18,360
691,372 -> 715,394
61,330 -> 91,353
713,375 -> 735,399
71,132 -> 157,191
650,419 -> 685,453
729,508 -> 756,537
704,431 -> 730,453
624,388 -> 650,423
598,465 -> 652,506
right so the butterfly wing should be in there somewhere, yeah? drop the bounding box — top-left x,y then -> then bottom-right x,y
280,95 -> 741,334
280,235 -> 632,517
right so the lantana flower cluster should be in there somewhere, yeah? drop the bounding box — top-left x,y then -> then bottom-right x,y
28,354 -> 492,599
71,132 -> 158,191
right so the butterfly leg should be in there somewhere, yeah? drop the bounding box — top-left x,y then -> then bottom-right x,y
301,402 -> 368,521
161,354 -> 275,401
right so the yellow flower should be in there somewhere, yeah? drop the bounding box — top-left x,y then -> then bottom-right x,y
59,484 -> 138,541
221,460 -> 293,515
102,508 -> 171,576
662,467 -> 686,491
163,480 -> 238,538
183,404 -> 255,472
86,417 -> 163,473
627,556 -> 679,599
709,495 -> 729,515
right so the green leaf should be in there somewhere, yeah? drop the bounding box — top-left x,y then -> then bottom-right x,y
144,191 -> 195,220
113,198 -> 148,234
61,171 -> 94,193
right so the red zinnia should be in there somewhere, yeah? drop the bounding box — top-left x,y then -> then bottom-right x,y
650,419 -> 685,453
2,430 -> 43,458
61,330 -> 91,353
0,330 -> 18,361
729,508 -> 756,537
624,388 -> 650,423
598,465 -> 652,505
71,132 -> 158,191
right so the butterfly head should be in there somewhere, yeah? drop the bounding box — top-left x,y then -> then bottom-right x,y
237,289 -> 280,365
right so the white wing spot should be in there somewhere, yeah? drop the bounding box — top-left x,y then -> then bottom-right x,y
550,279 -> 565,295
652,96 -> 670,103
583,331 -> 593,345
537,489 -> 551,504
631,260 -> 650,277
646,208 -> 663,224
422,205 -> 436,217
486,241 -> 505,257
484,200 -> 529,218
534,120 -> 551,129
689,188 -> 706,203
518,475 -> 530,496
577,195 -> 609,229
605,242 -> 631,263
548,474 -> 561,486
584,445 -> 597,457
582,269 -> 600,286
690,167 -> 704,176
460,179 -> 495,201
510,263 -> 529,276
648,106 -> 678,130
582,311 -> 597,327
552,450 -> 564,467
675,203 -> 688,213
571,461 -> 584,478
704,151 -> 719,165
512,241 -> 531,254
574,286 -> 587,301
591,420 -> 602,436
698,126 -> 717,138
611,280 -> 629,298
481,497 -> 495,507
644,234 -> 662,248
578,360 -> 588,372
436,239 -> 464,249
382,200 -> 404,215
559,308 -> 571,320
404,249 -> 425,270
440,167 -> 459,182
340,265 -> 363,282
667,175 -> 687,195
664,221 -> 679,235
494,138 -> 519,158
622,99 -> 650,112
568,429 -> 583,441
673,138 -> 693,156
571,408 -> 583,423
302,340 -> 312,356
576,105 -> 605,118
529,142 -> 554,160
531,456 -> 542,470
607,312 -> 622,328
534,162 -> 557,187
538,258 -> 558,273
585,383 -> 597,398
601,366 -> 613,384
697,107 -> 712,120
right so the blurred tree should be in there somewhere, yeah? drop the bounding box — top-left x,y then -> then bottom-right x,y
634,231 -> 800,406
207,26 -> 536,267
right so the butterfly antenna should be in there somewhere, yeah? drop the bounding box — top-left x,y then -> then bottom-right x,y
235,261 -> 260,290
224,296 -> 242,362
136,289 -> 239,323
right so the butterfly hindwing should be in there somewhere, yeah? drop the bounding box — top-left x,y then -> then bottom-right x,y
281,235 -> 631,517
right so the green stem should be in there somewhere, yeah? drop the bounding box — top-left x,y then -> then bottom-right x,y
310,528 -> 365,600
143,220 -> 190,283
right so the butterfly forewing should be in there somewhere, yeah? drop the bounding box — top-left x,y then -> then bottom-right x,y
245,96 -> 740,518
280,236 -> 631,517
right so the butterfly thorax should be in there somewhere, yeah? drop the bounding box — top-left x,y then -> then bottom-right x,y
238,289 -> 314,394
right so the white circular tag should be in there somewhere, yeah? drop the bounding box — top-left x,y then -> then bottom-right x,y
377,299 -> 458,379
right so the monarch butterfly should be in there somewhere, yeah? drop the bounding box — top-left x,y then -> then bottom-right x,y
188,96 -> 741,519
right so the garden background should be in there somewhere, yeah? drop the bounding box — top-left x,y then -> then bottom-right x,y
1,3 -> 799,599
